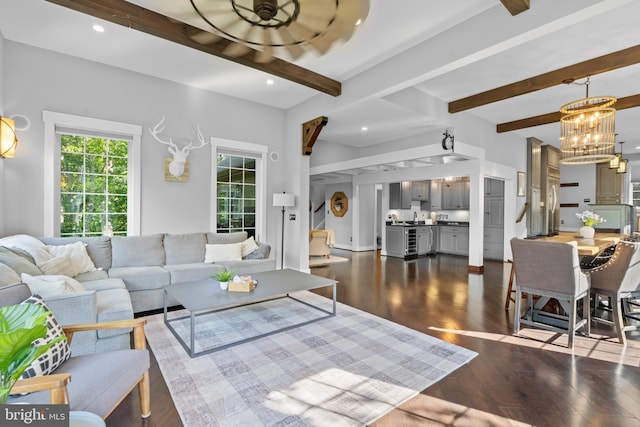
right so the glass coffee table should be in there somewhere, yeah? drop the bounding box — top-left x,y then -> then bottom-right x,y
163,268 -> 337,357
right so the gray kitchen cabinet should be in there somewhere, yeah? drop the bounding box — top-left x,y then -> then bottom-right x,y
438,225 -> 469,256
417,226 -> 435,255
385,226 -> 417,258
483,177 -> 504,260
484,179 -> 504,197
596,162 -> 624,204
484,198 -> 504,228
430,180 -> 442,211
442,180 -> 470,210
411,180 -> 430,201
389,182 -> 412,209
385,226 -> 405,257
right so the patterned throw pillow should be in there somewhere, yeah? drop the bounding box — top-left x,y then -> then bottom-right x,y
20,295 -> 71,378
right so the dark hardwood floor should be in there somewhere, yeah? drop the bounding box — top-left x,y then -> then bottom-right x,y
108,250 -> 640,427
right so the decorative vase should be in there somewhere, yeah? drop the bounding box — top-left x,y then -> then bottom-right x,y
219,281 -> 228,290
580,225 -> 595,239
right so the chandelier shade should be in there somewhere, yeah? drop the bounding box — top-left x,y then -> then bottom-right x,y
559,94 -> 617,164
189,0 -> 370,62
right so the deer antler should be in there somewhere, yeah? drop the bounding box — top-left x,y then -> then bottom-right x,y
183,125 -> 208,152
149,116 -> 178,155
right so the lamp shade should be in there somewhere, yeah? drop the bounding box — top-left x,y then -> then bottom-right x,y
0,117 -> 18,158
273,193 -> 295,207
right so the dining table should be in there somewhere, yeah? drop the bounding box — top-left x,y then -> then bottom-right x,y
520,231 -> 627,329
532,231 -> 624,256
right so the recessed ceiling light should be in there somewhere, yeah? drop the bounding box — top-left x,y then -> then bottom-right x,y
92,24 -> 105,33
266,79 -> 274,85
361,126 -> 368,131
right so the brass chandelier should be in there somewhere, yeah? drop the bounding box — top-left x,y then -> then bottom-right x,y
559,77 -> 616,165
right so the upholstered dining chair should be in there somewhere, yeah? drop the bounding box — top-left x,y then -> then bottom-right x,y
589,240 -> 640,345
510,238 -> 590,349
2,283 -> 151,420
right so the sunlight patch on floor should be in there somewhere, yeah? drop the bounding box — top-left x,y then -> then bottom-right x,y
428,327 -> 640,367
375,393 -> 533,426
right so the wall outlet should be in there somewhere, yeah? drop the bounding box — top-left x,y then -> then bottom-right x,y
289,214 -> 296,220
561,220 -> 564,224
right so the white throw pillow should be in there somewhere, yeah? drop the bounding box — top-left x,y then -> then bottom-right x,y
240,236 -> 259,257
21,273 -> 86,297
39,253 -> 74,276
46,241 -> 97,277
204,243 -> 242,263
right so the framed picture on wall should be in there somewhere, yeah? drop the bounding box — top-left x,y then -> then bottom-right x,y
517,171 -> 526,197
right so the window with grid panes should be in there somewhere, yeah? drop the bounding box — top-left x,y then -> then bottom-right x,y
216,154 -> 256,237
59,133 -> 129,237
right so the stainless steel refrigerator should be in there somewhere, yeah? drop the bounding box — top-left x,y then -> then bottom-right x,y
541,145 -> 561,236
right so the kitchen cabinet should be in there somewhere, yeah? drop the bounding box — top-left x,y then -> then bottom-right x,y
438,225 -> 469,256
484,177 -> 504,260
484,179 -> 504,197
385,226 -> 417,258
389,181 -> 412,209
417,226 -> 436,255
411,180 -> 430,201
430,180 -> 442,210
442,180 -> 470,210
596,162 -> 624,204
484,198 -> 504,228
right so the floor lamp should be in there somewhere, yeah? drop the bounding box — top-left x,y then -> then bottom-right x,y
273,192 -> 295,269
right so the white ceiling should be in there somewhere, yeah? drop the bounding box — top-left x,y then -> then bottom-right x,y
2,0 -> 640,176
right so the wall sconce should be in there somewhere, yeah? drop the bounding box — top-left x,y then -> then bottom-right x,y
0,116 -> 18,158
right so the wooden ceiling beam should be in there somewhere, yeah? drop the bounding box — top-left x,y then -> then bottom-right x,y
497,94 -> 640,133
499,0 -> 530,16
45,0 -> 341,97
449,44 -> 640,113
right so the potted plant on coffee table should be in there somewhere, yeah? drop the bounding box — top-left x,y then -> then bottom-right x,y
210,266 -> 236,290
0,303 -> 64,403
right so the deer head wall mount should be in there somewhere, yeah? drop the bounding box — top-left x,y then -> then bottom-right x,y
149,117 -> 208,180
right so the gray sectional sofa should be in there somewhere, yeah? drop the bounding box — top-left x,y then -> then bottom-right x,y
0,231 -> 273,355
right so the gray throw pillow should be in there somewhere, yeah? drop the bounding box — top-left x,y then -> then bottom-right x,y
0,247 -> 42,276
243,243 -> 270,260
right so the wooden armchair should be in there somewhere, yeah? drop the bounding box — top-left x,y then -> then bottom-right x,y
3,283 -> 150,420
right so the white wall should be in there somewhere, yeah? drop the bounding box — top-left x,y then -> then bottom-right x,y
324,183 -> 352,249
0,30 -> 5,237
354,183 -> 375,251
1,42 -> 287,246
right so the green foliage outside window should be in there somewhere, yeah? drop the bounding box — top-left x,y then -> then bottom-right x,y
216,154 -> 257,238
60,134 -> 129,237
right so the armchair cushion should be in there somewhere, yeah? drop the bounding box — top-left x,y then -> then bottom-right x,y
20,295 -> 71,379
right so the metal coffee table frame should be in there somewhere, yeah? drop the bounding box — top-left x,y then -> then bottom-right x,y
163,269 -> 337,357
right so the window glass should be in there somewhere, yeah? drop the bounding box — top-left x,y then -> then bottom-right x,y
216,153 -> 258,238
59,133 -> 129,237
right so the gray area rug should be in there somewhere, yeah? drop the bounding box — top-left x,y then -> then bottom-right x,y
145,291 -> 477,426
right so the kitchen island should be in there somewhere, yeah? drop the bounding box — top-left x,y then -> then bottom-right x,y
385,221 -> 469,259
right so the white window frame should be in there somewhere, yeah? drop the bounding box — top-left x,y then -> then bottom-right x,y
43,111 -> 142,237
210,137 -> 268,241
